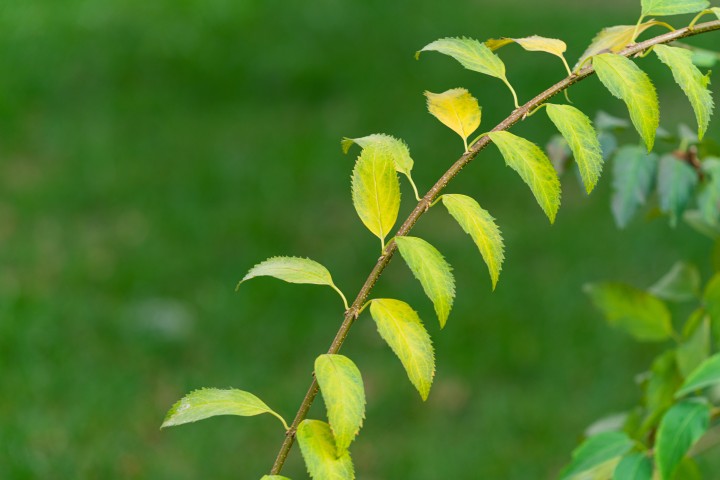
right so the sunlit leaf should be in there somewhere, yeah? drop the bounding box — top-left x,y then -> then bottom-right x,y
658,154 -> 699,227
341,134 -> 414,178
424,88 -> 481,150
613,453 -> 652,480
648,262 -> 701,301
560,431 -> 634,480
487,35 -> 570,72
369,299 -> 435,400
611,146 -> 658,228
576,22 -> 663,68
261,476 -> 291,480
241,257 -> 332,287
395,236 -> 455,328
676,352 -> 720,396
297,419 -> 354,480
488,131 -> 561,223
677,311 -> 710,378
642,0 -> 709,17
417,37 -> 506,80
655,399 -> 710,480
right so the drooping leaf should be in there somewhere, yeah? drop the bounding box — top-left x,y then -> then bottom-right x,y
546,134 -> 572,174
417,37 -> 506,80
648,262 -> 701,302
593,54 -> 659,151
395,236 -> 455,328
488,131 -> 561,223
560,431 -> 634,480
369,299 -> 435,400
658,154 -> 699,227
297,419 -> 354,480
441,194 -> 504,289
576,22 -> 664,68
676,352 -> 720,396
546,104 -> 604,193
584,282 -> 673,341
654,45 -> 714,139
677,311 -> 710,378
161,388 -> 288,429
655,399 -> 710,480
341,134 -> 414,177
424,88 -> 481,150
487,35 -> 570,72
351,145 -> 401,245
610,145 -> 658,228
642,0 -> 709,17
613,453 -> 652,480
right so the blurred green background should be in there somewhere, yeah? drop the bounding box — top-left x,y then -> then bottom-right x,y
1,0 -> 718,478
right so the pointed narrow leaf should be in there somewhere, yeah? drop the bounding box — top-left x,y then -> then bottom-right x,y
488,131 -> 561,223
613,453 -> 652,480
395,236 -> 455,328
351,145 -> 401,243
677,352 -> 720,396
576,22 -> 664,68
560,431 -> 634,480
642,0 -> 709,16
297,419 -> 354,480
655,399 -> 710,480
654,45 -> 714,139
677,312 -> 710,378
584,282 -> 673,341
162,388 -> 287,429
369,299 -> 435,400
441,194 -> 504,289
546,104 -> 604,193
417,37 -> 506,80
341,134 -> 414,177
658,154 -> 699,227
424,89 -> 481,148
314,354 -> 365,454
593,54 -> 659,151
611,145 -> 658,228
649,262 -> 701,301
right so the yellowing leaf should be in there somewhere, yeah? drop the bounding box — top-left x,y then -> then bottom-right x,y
713,7 -> 720,19
314,354 -> 365,455
642,0 -> 709,16
261,476 -> 291,480
424,88 -> 481,150
395,236 -> 455,328
546,104 -> 604,193
488,131 -> 561,223
575,22 -> 661,68
487,35 -> 570,72
341,134 -> 414,177
593,53 -> 659,151
297,419 -> 354,480
351,145 -> 401,247
654,44 -> 714,139
369,299 -> 435,400
441,194 -> 504,289
161,388 -> 288,430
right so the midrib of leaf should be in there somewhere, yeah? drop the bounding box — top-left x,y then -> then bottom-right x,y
660,404 -> 706,467
370,149 -> 385,239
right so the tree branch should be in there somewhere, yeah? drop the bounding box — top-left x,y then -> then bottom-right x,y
269,19 -> 720,475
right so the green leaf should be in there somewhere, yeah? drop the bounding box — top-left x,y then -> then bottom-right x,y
713,6 -> 720,19
369,299 -> 435,400
417,37 -> 506,80
676,352 -> 720,396
593,54 -> 659,151
560,432 -> 634,480
395,236 -> 455,328
576,22 -> 664,68
642,0 -> 709,16
698,158 -> 720,223
424,88 -> 481,150
546,104 -> 604,193
351,145 -> 401,246
341,134 -> 414,177
654,45 -> 714,139
655,399 -> 710,480
161,388 -> 288,430
658,154 -> 699,227
314,354 -> 365,455
584,282 -> 673,341
648,262 -> 701,302
642,350 -> 682,432
488,131 -> 561,223
705,272 -> 720,324
442,194 -> 505,289
297,419 -> 354,480
610,146 -> 658,228
260,476 -> 291,480
595,111 -> 630,131
613,453 -> 652,480
676,312 -> 710,378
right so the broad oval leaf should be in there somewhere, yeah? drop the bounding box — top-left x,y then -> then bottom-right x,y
593,53 -> 659,151
341,134 -> 414,177
297,419 -> 354,480
546,104 -> 604,193
613,453 -> 652,480
369,299 -> 435,400
658,154 -> 699,227
642,0 -> 709,16
576,22 -> 663,68
240,256 -> 334,287
395,236 -> 455,328
351,145 -> 401,244
314,354 -> 366,455
648,262 -> 701,302
488,131 -> 561,223
655,399 -> 710,480
261,476 -> 291,480
611,145 -> 658,228
441,194 -> 504,289
417,37 -> 506,80
560,431 -> 634,480
424,88 -> 481,149
584,282 -> 673,341
161,388 -> 288,429
654,45 -> 714,139
676,352 -> 720,396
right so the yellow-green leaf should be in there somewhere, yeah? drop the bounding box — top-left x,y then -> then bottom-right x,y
351,145 -> 401,246
341,134 -> 414,177
488,131 -> 561,223
546,104 -> 604,193
417,37 -> 506,79
261,476 -> 291,480
654,44 -> 714,139
161,388 -> 288,430
314,354 -> 365,455
424,88 -> 481,150
369,299 -> 435,400
441,194 -> 504,289
642,0 -> 709,16
395,236 -> 455,328
713,7 -> 720,19
575,22 -> 662,69
676,352 -> 720,397
297,419 -> 354,480
487,35 -> 569,68
593,53 -> 659,151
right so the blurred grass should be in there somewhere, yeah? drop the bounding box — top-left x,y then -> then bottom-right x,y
0,0 -> 718,478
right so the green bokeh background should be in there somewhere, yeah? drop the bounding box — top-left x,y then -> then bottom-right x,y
1,0 -> 718,478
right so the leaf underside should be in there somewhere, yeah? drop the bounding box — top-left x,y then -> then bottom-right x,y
425,88 -> 481,147
297,419 -> 355,480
